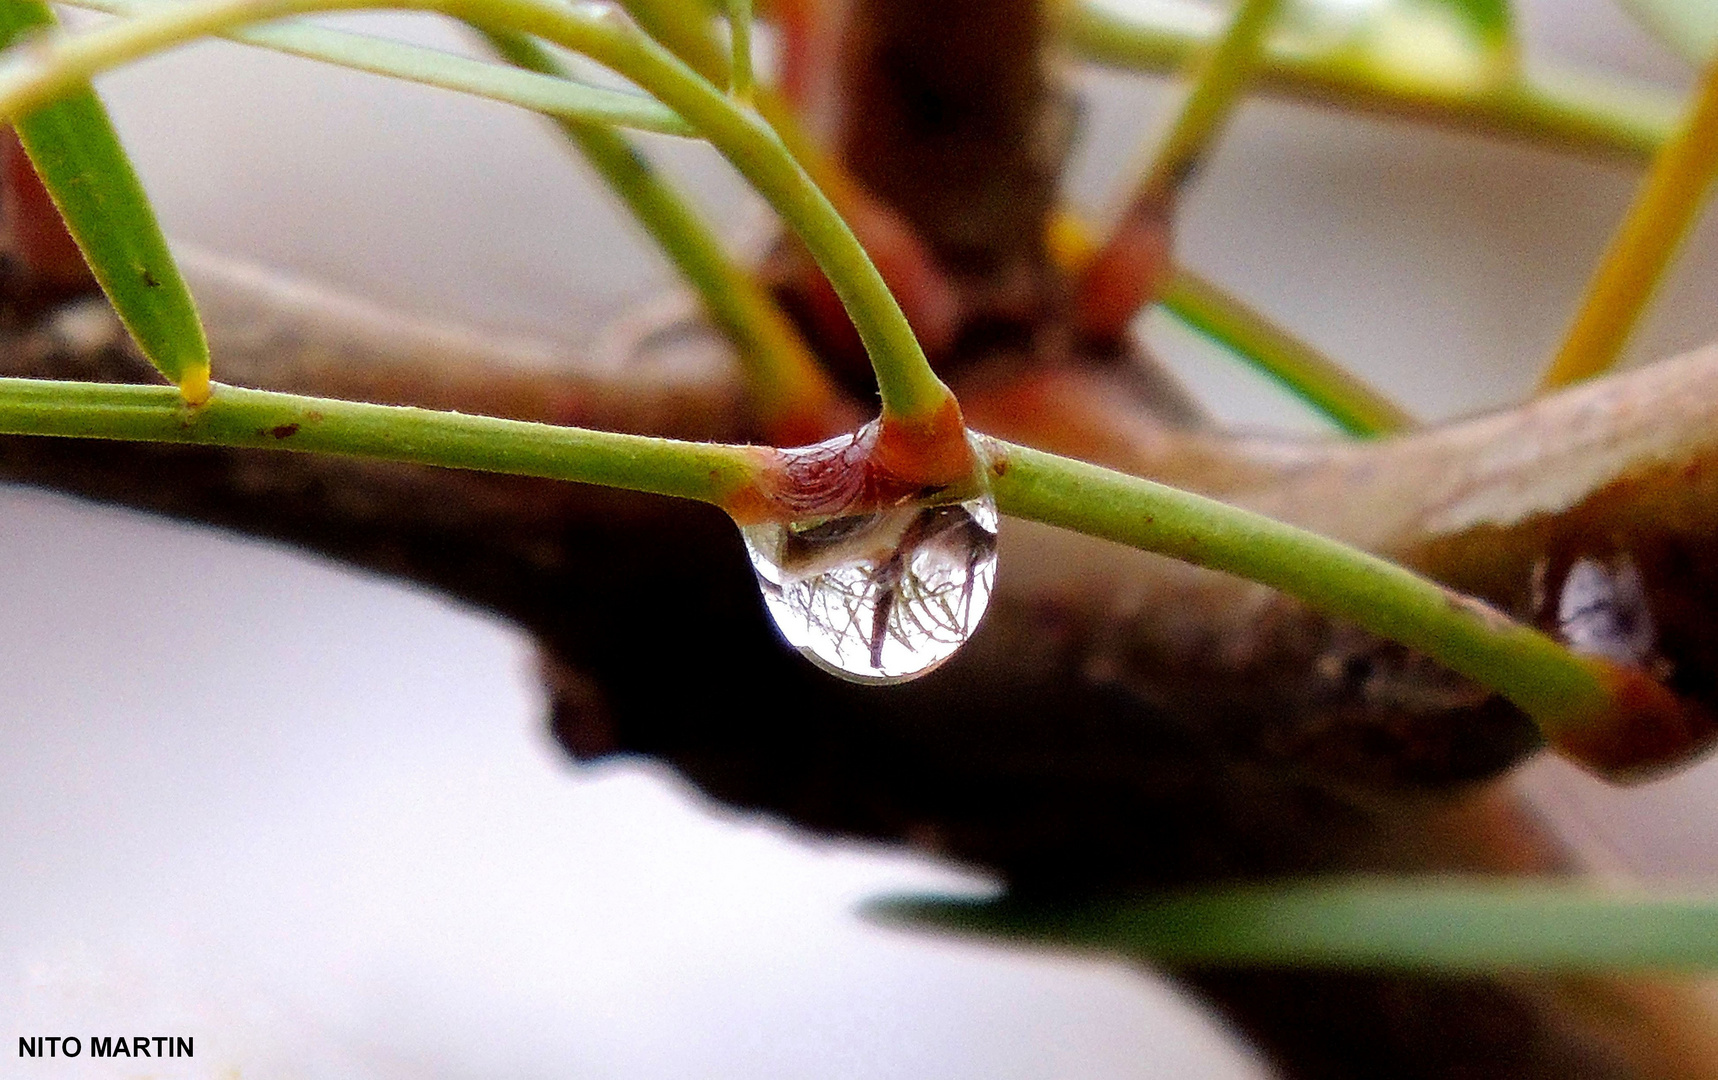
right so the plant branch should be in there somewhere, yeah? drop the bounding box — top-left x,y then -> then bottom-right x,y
1540,56 -> 1718,389
985,438 -> 1702,778
0,0 -> 957,426
1130,0 -> 1283,206
1060,1 -> 1680,162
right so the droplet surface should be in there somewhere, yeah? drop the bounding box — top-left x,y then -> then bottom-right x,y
1558,555 -> 1655,665
742,496 -> 999,684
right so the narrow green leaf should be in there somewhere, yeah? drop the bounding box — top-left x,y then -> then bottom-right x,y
873,878 -> 1718,972
1617,0 -> 1717,65
0,0 -> 210,400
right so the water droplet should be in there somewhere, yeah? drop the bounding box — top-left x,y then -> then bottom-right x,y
742,496 -> 999,684
1558,555 -> 1655,665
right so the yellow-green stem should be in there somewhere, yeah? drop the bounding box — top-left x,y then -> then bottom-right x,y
1133,0 -> 1283,204
1161,266 -> 1415,437
986,440 -> 1612,745
1540,57 -> 1718,389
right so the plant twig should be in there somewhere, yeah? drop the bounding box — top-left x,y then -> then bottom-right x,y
1060,1 -> 1679,162
1161,266 -> 1415,437
1539,57 -> 1718,389
0,0 -> 957,427
725,0 -> 751,102
1078,0 -> 1280,341
985,439 -> 1710,778
1130,0 -> 1283,206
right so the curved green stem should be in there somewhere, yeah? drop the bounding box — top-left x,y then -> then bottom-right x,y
0,0 -> 953,424
984,439 -> 1619,750
725,0 -> 752,102
60,0 -> 695,135
1133,0 -> 1283,203
1161,266 -> 1415,436
479,26 -> 838,436
1062,1 -> 1679,162
0,377 -> 769,505
1540,56 -> 1718,389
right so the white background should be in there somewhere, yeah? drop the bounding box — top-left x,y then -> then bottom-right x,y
3,0 -> 1717,1075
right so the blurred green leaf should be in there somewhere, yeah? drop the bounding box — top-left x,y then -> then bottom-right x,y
872,878 -> 1718,971
0,0 -> 210,400
1618,0 -> 1717,64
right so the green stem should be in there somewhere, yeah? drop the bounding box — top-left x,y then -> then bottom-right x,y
985,439 -> 1610,741
0,377 -> 768,504
875,879 -> 1718,972
0,0 -> 954,424
479,26 -> 837,434
61,0 -> 695,135
1540,56 -> 1718,389
1135,0 -> 1283,202
1161,266 -> 1415,437
726,0 -> 752,103
1062,1 -> 1678,162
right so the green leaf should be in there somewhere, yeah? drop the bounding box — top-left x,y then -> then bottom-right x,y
871,878 -> 1718,971
1617,0 -> 1718,65
0,0 -> 210,400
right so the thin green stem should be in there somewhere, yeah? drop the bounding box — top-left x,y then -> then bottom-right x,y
479,26 -> 837,435
0,377 -> 769,504
726,0 -> 752,103
875,879 -> 1718,972
1062,1 -> 1678,162
1540,56 -> 1718,389
1134,0 -> 1283,203
0,0 -> 954,423
985,439 -> 1612,742
61,0 -> 694,135
1161,266 -> 1415,437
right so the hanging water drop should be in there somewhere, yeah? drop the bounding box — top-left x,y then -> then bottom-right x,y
742,495 -> 999,684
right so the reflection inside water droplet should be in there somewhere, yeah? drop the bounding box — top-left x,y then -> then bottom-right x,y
1558,555 -> 1655,665
742,496 -> 999,684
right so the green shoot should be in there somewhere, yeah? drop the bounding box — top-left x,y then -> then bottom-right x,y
1539,56 -> 1718,389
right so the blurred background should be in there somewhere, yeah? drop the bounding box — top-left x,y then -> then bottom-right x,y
2,0 -> 1716,1074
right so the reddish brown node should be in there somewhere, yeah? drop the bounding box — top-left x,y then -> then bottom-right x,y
1,128 -> 96,292
734,397 -> 977,526
1549,659 -> 1718,782
1073,204 -> 1174,343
